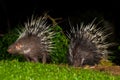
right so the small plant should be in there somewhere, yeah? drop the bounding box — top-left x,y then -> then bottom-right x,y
50,25 -> 69,64
99,58 -> 114,66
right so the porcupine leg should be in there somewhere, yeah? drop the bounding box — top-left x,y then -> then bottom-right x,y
30,54 -> 39,62
73,58 -> 85,67
24,54 -> 39,62
31,56 -> 39,62
24,54 -> 31,62
80,58 -> 85,66
42,53 -> 47,64
25,57 -> 31,62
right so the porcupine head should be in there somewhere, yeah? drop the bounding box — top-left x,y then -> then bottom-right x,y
67,19 -> 113,67
7,15 -> 55,63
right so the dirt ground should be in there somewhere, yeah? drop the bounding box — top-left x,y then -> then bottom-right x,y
89,65 -> 120,76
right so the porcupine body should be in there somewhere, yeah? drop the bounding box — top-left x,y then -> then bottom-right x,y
7,15 -> 55,63
67,19 -> 113,67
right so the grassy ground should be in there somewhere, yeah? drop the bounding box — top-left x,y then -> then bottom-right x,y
0,60 -> 120,80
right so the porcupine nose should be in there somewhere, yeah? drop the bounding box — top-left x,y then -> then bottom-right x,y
7,48 -> 11,53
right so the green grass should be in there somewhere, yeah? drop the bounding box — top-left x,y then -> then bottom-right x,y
0,60 -> 120,80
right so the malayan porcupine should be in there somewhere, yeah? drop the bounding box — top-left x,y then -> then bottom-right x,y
7,15 -> 55,63
67,19 -> 113,67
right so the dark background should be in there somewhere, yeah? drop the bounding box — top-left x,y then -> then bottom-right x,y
0,0 -> 120,64
0,0 -> 120,36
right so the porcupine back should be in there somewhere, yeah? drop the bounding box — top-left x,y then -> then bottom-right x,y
67,19 -> 113,67
7,15 -> 55,63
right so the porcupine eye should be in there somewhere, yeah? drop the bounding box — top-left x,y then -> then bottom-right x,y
16,43 -> 23,50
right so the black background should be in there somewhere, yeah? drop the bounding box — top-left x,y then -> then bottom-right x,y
0,0 -> 120,64
0,0 -> 120,35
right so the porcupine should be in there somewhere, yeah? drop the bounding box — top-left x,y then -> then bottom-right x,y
67,19 -> 113,67
7,15 -> 55,63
